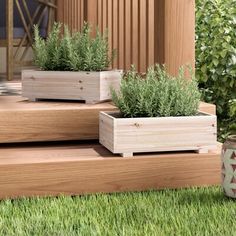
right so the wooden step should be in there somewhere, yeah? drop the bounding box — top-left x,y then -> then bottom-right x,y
0,96 -> 216,143
0,96 -> 116,143
0,141 -> 221,199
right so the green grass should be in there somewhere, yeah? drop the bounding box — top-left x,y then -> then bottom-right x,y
0,187 -> 235,236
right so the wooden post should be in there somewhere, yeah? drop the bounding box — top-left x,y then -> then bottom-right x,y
155,0 -> 195,76
7,0 -> 14,81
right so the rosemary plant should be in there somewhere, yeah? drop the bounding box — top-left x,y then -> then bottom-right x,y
33,22 -> 115,71
112,65 -> 201,118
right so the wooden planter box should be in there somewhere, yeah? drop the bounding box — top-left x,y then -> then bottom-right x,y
99,111 -> 217,157
22,70 -> 122,104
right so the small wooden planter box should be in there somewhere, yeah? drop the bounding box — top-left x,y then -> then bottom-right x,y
99,111 -> 217,157
22,70 -> 122,104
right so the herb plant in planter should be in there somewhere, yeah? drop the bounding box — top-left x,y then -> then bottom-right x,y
99,65 -> 217,157
22,23 -> 122,103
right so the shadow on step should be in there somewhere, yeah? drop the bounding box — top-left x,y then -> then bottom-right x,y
0,139 -> 203,159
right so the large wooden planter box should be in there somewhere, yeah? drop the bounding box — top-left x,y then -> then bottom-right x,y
22,70 -> 122,104
99,111 -> 217,157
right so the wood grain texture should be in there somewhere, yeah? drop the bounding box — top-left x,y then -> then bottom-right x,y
0,96 -> 117,143
199,102 -> 216,115
155,0 -> 195,76
7,0 -> 14,81
97,0 -> 156,71
0,142 -> 221,199
166,0 -> 195,75
57,0 -> 85,32
100,111 -> 217,156
22,70 -> 122,103
0,96 -> 216,144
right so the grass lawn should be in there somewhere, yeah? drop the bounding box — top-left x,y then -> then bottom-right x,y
0,187 -> 235,236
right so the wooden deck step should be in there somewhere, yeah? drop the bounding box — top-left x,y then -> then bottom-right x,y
0,96 -> 216,143
0,141 -> 221,199
0,96 -> 116,143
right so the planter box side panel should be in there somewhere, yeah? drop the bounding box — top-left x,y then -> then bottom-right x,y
99,112 -> 115,152
22,70 -> 100,102
99,71 -> 122,101
113,115 -> 217,154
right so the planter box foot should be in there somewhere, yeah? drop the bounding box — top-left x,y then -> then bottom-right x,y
121,153 -> 134,158
197,149 -> 210,154
28,98 -> 38,102
85,100 -> 98,104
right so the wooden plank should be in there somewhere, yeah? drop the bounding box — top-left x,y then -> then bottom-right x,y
56,0 -> 64,23
154,0 -> 165,65
199,102 -> 216,115
100,111 -> 217,156
118,0 -> 125,69
86,0 -> 98,36
147,0 -> 155,67
63,0 -> 68,26
132,0 -> 139,70
80,0 -> 84,29
0,142 -> 221,199
165,0 -> 195,75
97,0 -> 102,30
107,0 -> 113,69
140,0 -> 147,72
57,0 -> 85,31
0,96 -> 216,143
21,70 -> 122,103
125,0 -> 132,70
0,96 -> 117,143
7,0 -> 14,81
102,0 -> 107,32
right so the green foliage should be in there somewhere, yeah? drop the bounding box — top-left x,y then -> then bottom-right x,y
33,22 -> 115,71
196,0 -> 236,138
112,65 -> 201,118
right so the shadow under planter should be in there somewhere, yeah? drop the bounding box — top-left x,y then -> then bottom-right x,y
22,70 -> 123,104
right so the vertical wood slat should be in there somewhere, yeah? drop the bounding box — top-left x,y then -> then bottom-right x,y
112,0 -> 118,68
7,0 -> 14,81
147,0 -> 155,67
118,0 -> 124,69
140,0 -> 147,72
154,0 -> 195,76
107,0 -> 113,69
57,0 -> 86,32
164,0 -> 195,76
80,0 -> 84,29
64,0 -> 67,26
132,0 -> 139,70
102,0 -> 107,32
125,0 -> 132,71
